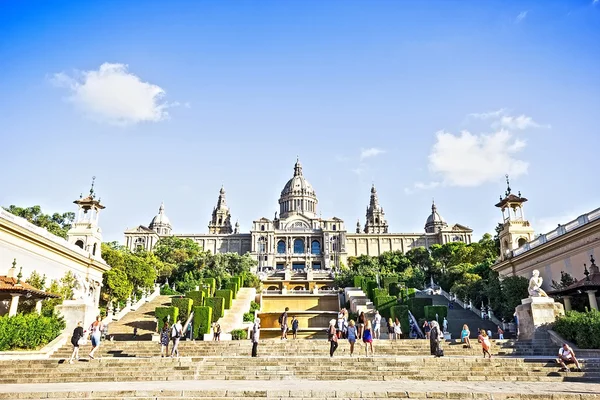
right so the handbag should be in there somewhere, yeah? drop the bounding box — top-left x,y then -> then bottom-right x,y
78,337 -> 88,346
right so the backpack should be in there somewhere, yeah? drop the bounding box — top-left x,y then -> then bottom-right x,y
171,325 -> 181,339
278,313 -> 284,324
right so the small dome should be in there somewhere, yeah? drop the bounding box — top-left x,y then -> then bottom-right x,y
150,203 -> 171,228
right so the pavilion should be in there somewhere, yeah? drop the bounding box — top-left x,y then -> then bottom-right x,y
547,255 -> 600,312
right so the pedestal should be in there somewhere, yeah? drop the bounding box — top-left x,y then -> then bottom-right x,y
515,297 -> 564,340
56,300 -> 98,334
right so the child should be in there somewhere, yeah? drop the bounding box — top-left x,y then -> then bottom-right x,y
478,329 -> 492,359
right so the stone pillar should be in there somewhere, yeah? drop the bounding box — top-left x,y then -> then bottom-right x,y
515,297 -> 565,340
35,299 -> 43,315
563,296 -> 572,312
8,294 -> 20,317
586,290 -> 598,311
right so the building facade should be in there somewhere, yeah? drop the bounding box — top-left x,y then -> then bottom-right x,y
124,160 -> 473,270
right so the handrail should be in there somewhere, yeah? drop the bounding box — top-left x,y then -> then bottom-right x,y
183,311 -> 194,339
408,310 -> 425,339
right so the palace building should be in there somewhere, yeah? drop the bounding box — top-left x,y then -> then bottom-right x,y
124,160 -> 473,270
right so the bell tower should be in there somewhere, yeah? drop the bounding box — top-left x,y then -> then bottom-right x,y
67,176 -> 105,260
495,175 -> 534,260
364,184 -> 388,234
208,186 -> 233,234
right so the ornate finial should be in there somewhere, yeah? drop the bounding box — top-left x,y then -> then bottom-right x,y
89,176 -> 96,198
518,191 -> 522,197
16,266 -> 22,284
432,198 -> 437,212
12,258 -> 16,269
505,174 -> 511,196
590,255 -> 599,274
584,263 -> 590,281
79,193 -> 83,199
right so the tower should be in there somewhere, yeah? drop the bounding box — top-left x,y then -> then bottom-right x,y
495,175 -> 534,260
67,177 -> 105,260
208,186 -> 233,234
425,200 -> 448,234
149,202 -> 172,236
364,184 -> 388,234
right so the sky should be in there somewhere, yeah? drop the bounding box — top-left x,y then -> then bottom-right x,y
1,0 -> 599,243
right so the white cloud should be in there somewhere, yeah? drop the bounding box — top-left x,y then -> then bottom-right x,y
404,181 -> 440,195
351,167 -> 365,176
428,129 -> 529,187
515,11 -> 528,23
468,108 -> 507,120
496,114 -> 547,130
52,63 -> 176,125
360,148 -> 385,160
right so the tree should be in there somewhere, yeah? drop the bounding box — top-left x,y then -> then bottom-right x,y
499,275 -> 529,319
26,270 -> 46,290
103,268 -> 133,301
153,237 -> 204,266
3,205 -> 74,239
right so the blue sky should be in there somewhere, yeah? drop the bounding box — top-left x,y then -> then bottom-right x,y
1,0 -> 599,243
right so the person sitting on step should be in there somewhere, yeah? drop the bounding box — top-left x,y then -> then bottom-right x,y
557,343 -> 582,372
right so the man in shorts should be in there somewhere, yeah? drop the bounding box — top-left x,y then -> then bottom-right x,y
280,307 -> 289,340
557,343 -> 581,372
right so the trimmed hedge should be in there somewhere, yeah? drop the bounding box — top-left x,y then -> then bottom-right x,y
353,275 -> 364,289
203,278 -> 216,296
215,289 -> 233,310
366,280 -> 378,301
231,329 -> 247,340
249,301 -> 260,312
185,290 -> 205,308
554,310 -> 600,349
232,276 -> 242,292
0,313 -> 65,351
192,306 -> 212,338
375,295 -> 397,319
226,282 -> 238,299
382,275 -> 399,293
390,305 -> 410,337
205,297 -> 224,320
400,288 -> 417,303
373,288 -> 388,299
202,288 -> 210,299
171,298 -> 193,322
407,297 -> 432,320
424,305 -> 448,321
155,306 -> 179,331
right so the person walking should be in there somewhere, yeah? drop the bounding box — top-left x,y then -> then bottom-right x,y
328,319 -> 338,357
279,307 -> 289,340
423,321 -> 431,340
213,323 -> 221,341
387,318 -> 395,339
497,326 -> 504,340
430,320 -> 443,357
291,317 -> 299,339
357,312 -> 366,339
373,311 -> 382,340
478,329 -> 492,359
171,319 -> 183,357
69,321 -> 85,364
251,318 -> 260,357
160,322 -> 170,357
88,316 -> 103,360
347,320 -> 358,356
363,320 -> 374,356
393,318 -> 402,340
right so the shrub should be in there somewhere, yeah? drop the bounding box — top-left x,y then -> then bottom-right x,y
155,306 -> 179,331
353,275 -> 364,289
160,286 -> 181,296
226,282 -> 238,299
424,305 -> 448,321
407,297 -> 432,320
249,301 -> 260,312
202,288 -> 210,299
205,297 -> 224,320
554,310 -> 600,349
375,295 -> 397,319
390,305 -> 410,337
373,288 -> 388,299
231,329 -> 247,340
0,313 -> 65,351
366,280 -> 378,301
242,272 -> 261,289
400,288 -> 417,303
192,306 -> 212,338
171,298 -> 193,322
203,278 -> 216,296
243,312 -> 255,322
382,275 -> 399,293
215,289 -> 233,310
185,290 -> 205,308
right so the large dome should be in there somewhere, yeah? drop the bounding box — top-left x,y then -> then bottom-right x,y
425,201 -> 448,233
278,159 -> 318,218
149,203 -> 171,228
280,159 -> 316,197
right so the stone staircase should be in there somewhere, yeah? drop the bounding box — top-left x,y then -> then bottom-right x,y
104,295 -> 172,341
216,287 -> 256,333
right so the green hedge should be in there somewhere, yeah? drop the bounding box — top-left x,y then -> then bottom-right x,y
400,288 -> 417,303
226,282 -> 238,299
202,288 -> 210,299
407,297 -> 432,320
554,310 -> 600,349
192,306 -> 212,338
203,278 -> 216,296
243,312 -> 255,322
375,295 -> 397,319
373,288 -> 388,299
249,301 -> 260,312
382,275 -> 399,293
366,280 -> 378,301
424,305 -> 448,321
0,313 -> 65,351
215,289 -> 233,310
231,328 -> 247,340
232,276 -> 242,293
390,305 -> 410,337
185,290 -> 205,308
171,298 -> 193,322
205,297 -> 224,320
155,306 -> 179,331
353,275 -> 364,289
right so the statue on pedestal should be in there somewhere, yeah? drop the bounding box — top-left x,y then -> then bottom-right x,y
528,270 -> 548,297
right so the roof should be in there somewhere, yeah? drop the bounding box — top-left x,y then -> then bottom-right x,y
124,225 -> 156,234
149,203 -> 171,228
495,193 -> 528,208
547,256 -> 600,296
0,276 -> 61,299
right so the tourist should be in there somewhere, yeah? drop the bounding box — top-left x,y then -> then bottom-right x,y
478,329 -> 492,359
363,320 -> 374,356
328,319 -> 338,357
430,320 -> 443,357
557,343 -> 581,372
347,320 -> 357,356
357,311 -> 366,339
423,320 -> 431,340
160,322 -> 170,357
251,318 -> 260,357
373,311 -> 382,340
337,309 -> 345,339
291,316 -> 299,339
393,318 -> 402,340
69,321 -> 85,364
213,323 -> 221,341
170,318 -> 183,357
497,326 -> 504,340
461,324 -> 472,348
442,317 -> 448,333
387,317 -> 394,339
279,307 -> 289,340
88,315 -> 103,360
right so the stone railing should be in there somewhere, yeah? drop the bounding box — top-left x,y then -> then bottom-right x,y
107,284 -> 160,322
437,286 -> 503,327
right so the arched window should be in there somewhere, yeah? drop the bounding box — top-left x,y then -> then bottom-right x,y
261,225 -> 265,231
75,240 -> 84,249
293,238 -> 304,254
375,218 -> 379,224
277,240 -> 286,254
218,217 -> 222,224
258,237 -> 266,253
92,243 -> 97,256
332,224 -> 336,231
517,237 -> 527,247
311,240 -> 321,255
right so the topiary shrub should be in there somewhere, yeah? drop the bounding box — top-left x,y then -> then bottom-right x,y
203,278 -> 216,296
382,275 -> 399,293
160,286 -> 181,296
231,329 -> 247,340
155,306 -> 179,331
243,312 -> 254,322
192,306 -> 212,338
554,310 -> 600,349
205,297 -> 224,320
185,290 -> 205,308
171,298 -> 193,322
407,297 -> 432,320
0,313 -> 65,351
373,288 -> 388,299
353,275 -> 364,289
400,288 -> 417,303
390,305 -> 410,337
424,305 -> 448,321
375,295 -> 397,319
366,280 -> 378,301
249,301 -> 260,312
215,289 -> 233,310
226,282 -> 238,299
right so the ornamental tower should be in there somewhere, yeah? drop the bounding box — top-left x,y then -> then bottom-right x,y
208,186 -> 233,234
149,202 -> 172,236
67,176 -> 105,260
425,200 -> 448,233
364,184 -> 388,234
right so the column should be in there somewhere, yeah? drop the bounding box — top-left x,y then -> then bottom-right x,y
586,290 -> 598,311
8,294 -> 20,317
94,281 -> 102,307
563,296 -> 572,312
35,299 -> 43,315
